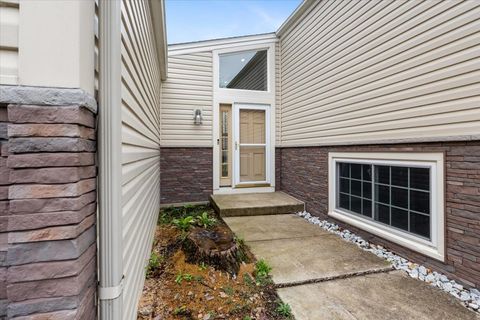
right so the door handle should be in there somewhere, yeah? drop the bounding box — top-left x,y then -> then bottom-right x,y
235,141 -> 238,150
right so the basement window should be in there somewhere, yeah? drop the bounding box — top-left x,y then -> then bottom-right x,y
328,152 -> 445,261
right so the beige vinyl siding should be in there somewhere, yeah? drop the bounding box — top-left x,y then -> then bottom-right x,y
0,0 -> 18,84
161,51 -> 213,146
279,0 -> 480,146
121,0 -> 161,319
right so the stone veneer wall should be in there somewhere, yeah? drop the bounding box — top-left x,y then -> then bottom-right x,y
279,141 -> 480,289
275,148 -> 282,192
0,94 -> 97,319
160,147 -> 213,204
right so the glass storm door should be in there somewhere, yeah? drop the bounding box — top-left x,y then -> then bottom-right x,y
233,104 -> 270,187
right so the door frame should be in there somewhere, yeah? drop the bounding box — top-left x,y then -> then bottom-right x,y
212,41 -> 276,194
233,103 -> 271,187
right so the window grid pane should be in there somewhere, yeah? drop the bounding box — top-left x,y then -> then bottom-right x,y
337,163 -> 373,218
337,162 -> 431,240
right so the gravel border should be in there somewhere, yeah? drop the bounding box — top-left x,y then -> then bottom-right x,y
297,211 -> 480,313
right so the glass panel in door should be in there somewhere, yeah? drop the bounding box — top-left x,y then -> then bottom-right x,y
239,109 -> 266,182
219,104 -> 232,187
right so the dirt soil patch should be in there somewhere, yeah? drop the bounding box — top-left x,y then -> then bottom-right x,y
137,205 -> 292,320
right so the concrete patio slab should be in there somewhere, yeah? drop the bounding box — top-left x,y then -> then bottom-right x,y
224,214 -> 327,241
248,235 -> 391,285
278,270 -> 480,320
210,191 -> 304,217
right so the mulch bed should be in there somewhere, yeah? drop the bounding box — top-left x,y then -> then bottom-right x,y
137,205 -> 292,320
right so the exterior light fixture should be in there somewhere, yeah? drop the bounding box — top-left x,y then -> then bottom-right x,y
193,109 -> 203,125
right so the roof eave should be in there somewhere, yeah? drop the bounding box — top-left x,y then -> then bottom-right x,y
151,0 -> 168,81
168,33 -> 278,56
276,0 -> 317,37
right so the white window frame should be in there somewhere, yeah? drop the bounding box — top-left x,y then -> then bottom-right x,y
328,152 -> 445,261
212,42 -> 276,194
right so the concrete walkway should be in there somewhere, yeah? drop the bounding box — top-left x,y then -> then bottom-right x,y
224,214 -> 480,320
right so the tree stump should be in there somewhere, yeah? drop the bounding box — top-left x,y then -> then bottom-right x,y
183,226 -> 242,274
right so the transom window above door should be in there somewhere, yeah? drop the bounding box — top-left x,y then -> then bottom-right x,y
219,49 -> 267,91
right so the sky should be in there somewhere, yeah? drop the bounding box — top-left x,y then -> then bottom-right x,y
165,0 -> 302,44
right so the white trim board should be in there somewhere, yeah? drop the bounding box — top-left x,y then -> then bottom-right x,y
168,33 -> 278,56
276,0 -> 317,37
212,42 -> 276,193
328,152 -> 445,262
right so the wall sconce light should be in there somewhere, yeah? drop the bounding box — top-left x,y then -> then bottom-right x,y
193,109 -> 203,125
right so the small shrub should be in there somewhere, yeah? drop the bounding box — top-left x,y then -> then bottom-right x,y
243,316 -> 253,320
196,211 -> 217,228
172,216 -> 195,232
276,301 -> 292,317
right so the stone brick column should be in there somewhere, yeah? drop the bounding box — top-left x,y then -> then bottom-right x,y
0,91 -> 97,319
0,105 -> 8,318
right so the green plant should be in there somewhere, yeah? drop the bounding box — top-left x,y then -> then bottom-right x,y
158,212 -> 170,225
235,236 -> 248,263
198,262 -> 208,271
172,215 -> 195,231
146,252 -> 163,277
222,285 -> 234,296
243,273 -> 255,287
243,316 -> 253,320
254,259 -> 272,285
234,235 -> 245,246
173,305 -> 189,315
175,271 -> 193,284
255,259 -> 272,278
196,211 -> 217,228
182,204 -> 194,216
276,301 -> 292,317
175,272 -> 183,284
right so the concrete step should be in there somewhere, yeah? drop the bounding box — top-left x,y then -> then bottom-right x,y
210,191 -> 304,217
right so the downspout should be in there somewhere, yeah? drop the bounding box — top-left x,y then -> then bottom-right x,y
98,0 -> 123,319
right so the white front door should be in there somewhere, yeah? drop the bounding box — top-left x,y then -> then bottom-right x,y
233,103 -> 271,187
